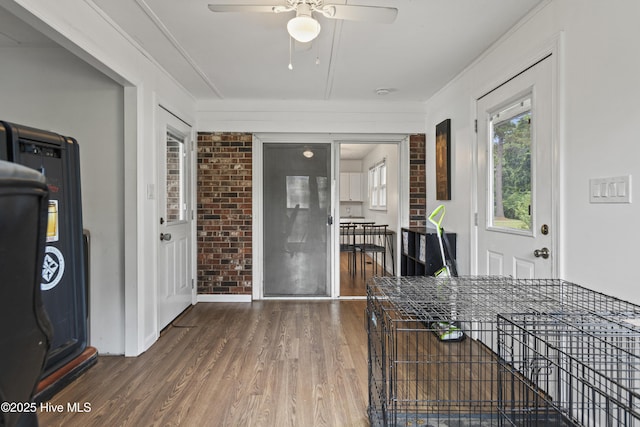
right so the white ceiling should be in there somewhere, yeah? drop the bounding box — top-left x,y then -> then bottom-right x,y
1,0 -> 543,102
89,0 -> 542,102
340,143 -> 376,160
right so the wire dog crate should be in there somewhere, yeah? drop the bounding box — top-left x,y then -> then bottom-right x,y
367,276 -> 640,427
498,312 -> 640,426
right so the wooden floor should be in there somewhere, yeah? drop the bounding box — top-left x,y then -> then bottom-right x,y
38,300 -> 370,427
339,252 -> 384,297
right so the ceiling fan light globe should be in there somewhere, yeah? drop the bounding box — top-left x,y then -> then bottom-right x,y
287,15 -> 321,43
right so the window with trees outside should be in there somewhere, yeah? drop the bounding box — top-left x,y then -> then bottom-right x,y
489,95 -> 532,232
369,161 -> 386,210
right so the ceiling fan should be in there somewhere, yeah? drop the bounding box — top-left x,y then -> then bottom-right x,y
207,1 -> 398,43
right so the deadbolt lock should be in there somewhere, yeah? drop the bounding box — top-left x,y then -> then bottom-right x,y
541,224 -> 549,235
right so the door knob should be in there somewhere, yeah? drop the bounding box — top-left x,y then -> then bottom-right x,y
533,247 -> 549,259
160,233 -> 172,241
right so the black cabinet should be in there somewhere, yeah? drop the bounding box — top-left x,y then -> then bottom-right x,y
401,227 -> 456,276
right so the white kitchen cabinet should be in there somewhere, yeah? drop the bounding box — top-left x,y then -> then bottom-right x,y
340,172 -> 363,202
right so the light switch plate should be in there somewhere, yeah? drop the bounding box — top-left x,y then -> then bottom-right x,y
147,183 -> 155,200
590,175 -> 631,203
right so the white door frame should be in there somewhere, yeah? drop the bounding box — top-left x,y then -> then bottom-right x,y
252,133 -> 409,300
471,34 -> 564,277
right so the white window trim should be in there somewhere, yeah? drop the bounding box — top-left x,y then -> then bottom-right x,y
369,159 -> 387,211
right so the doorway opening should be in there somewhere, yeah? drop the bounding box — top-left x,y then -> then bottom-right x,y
338,142 -> 400,297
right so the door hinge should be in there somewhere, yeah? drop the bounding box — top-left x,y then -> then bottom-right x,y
191,278 -> 194,289
474,119 -> 478,133
474,212 -> 478,226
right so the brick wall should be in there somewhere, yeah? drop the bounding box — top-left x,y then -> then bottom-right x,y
409,134 -> 426,228
197,132 -> 252,294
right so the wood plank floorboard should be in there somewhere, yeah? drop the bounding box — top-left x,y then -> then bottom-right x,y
340,252 -> 384,297
38,300 -> 369,427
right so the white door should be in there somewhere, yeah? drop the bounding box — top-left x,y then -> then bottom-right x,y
158,107 -> 193,329
476,57 -> 555,278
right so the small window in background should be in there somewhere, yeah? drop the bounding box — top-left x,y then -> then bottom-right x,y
369,160 -> 387,210
379,163 -> 387,207
370,168 -> 378,206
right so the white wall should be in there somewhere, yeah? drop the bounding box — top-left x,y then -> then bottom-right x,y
425,0 -> 640,303
0,46 -> 125,353
197,99 -> 427,134
1,0 -> 196,355
340,159 -> 362,174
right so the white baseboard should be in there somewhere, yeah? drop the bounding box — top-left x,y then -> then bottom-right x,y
197,294 -> 252,303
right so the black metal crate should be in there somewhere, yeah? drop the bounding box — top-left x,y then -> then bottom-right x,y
498,312 -> 640,427
367,276 -> 640,427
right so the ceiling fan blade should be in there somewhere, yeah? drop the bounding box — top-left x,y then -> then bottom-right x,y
320,4 -> 398,24
207,4 -> 278,13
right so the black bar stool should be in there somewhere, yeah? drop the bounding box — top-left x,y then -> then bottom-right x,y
339,223 -> 357,276
358,224 -> 388,280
